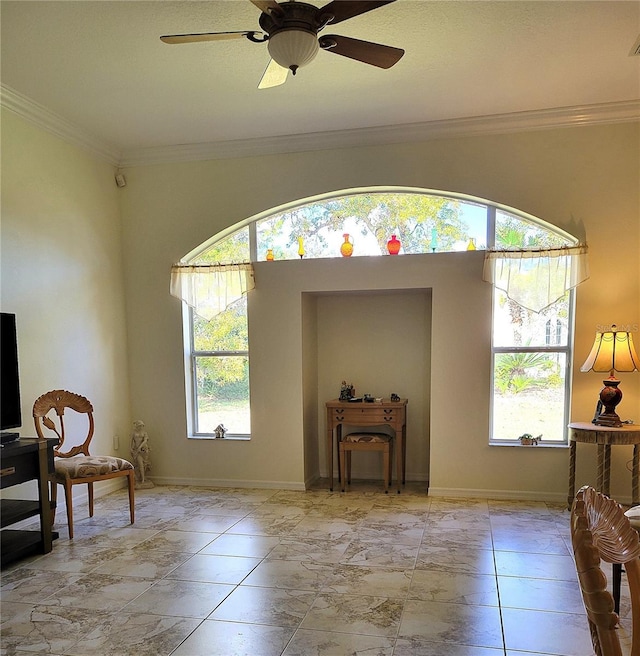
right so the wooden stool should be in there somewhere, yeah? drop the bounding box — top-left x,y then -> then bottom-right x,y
339,432 -> 392,493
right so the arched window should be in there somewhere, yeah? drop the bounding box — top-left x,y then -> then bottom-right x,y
179,189 -> 578,443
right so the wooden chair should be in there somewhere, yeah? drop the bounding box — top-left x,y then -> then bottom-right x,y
571,485 -> 640,656
339,432 -> 392,493
33,390 -> 135,539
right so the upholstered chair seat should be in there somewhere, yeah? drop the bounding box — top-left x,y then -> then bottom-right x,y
339,432 -> 392,493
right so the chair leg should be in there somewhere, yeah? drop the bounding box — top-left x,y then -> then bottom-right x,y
383,446 -> 390,493
613,562 -> 622,614
339,444 -> 346,492
88,482 -> 94,517
346,451 -> 352,484
64,481 -> 74,539
127,470 -> 135,525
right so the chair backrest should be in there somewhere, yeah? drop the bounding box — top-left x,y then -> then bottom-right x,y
33,390 -> 94,458
571,485 -> 640,656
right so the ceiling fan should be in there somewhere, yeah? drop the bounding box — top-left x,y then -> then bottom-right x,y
160,0 -> 404,89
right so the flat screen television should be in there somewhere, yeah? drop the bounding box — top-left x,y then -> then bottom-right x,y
1,312 -> 22,442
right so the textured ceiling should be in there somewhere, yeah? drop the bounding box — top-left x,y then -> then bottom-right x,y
1,0 -> 639,155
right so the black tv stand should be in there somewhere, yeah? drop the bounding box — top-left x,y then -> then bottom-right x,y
1,437 -> 57,566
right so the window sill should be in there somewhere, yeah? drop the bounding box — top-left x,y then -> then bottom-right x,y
489,441 -> 568,448
188,435 -> 251,441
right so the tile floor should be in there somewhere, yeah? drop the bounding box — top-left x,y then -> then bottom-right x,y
0,481 -> 630,655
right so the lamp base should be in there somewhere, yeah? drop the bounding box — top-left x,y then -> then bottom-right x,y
594,412 -> 623,428
594,377 -> 624,428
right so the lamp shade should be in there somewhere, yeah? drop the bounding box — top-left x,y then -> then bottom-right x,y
267,29 -> 319,72
580,327 -> 640,373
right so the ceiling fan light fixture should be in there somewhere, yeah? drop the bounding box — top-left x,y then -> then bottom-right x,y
267,28 -> 319,74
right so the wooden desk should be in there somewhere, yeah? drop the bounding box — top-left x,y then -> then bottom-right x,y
326,399 -> 408,493
568,422 -> 640,509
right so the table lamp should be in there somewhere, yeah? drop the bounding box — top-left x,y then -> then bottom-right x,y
580,325 -> 640,427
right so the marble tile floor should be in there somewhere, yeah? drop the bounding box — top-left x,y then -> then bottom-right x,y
0,481 -> 627,656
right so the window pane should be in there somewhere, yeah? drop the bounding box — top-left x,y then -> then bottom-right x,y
256,192 -> 477,259
194,356 -> 250,435
197,228 -> 250,263
492,352 -> 567,442
193,296 -> 248,352
493,290 -> 570,347
495,211 -> 569,249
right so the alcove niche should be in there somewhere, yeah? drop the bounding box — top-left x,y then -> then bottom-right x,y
250,252 -> 489,490
305,289 -> 431,484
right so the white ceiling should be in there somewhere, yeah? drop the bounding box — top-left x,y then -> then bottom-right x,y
1,0 -> 639,162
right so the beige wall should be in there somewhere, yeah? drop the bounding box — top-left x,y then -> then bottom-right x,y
1,109 -> 131,498
3,107 -> 639,502
119,121 -> 639,501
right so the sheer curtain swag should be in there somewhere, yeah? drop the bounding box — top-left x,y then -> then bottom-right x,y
170,263 -> 255,320
483,245 -> 589,312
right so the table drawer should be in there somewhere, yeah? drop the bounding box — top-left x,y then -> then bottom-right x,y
332,407 -> 398,424
0,455 -> 39,488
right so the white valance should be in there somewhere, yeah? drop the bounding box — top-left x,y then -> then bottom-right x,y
170,263 -> 255,320
483,245 -> 589,312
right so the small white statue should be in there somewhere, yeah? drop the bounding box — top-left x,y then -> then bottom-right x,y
130,419 -> 154,488
214,423 -> 227,439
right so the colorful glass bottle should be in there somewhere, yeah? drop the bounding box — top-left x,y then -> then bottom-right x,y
466,238 -> 477,251
297,237 -> 305,259
340,234 -> 354,257
387,235 -> 401,255
266,248 -> 274,261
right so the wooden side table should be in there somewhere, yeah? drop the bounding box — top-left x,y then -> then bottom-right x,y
568,422 -> 640,509
326,398 -> 407,494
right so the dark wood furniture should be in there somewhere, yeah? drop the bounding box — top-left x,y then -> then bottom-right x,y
1,437 -> 56,567
326,398 -> 408,493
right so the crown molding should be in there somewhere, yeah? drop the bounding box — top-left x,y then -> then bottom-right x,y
120,99 -> 640,166
2,83 -> 638,168
0,85 -> 122,166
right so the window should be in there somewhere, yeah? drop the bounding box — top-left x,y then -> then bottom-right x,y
180,189 -> 578,442
489,210 -> 576,444
186,229 -> 251,438
255,192 -> 488,259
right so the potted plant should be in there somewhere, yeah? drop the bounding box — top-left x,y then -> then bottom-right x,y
518,433 -> 542,446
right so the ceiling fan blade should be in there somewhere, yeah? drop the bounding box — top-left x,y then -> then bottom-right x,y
258,59 -> 289,89
319,0 -> 397,25
320,35 -> 404,69
160,31 -> 262,44
250,0 -> 284,17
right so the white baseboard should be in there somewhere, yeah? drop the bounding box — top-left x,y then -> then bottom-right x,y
149,476 -> 306,491
427,487 -> 569,504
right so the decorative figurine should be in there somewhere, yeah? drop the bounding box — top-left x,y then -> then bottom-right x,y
340,381 -> 355,401
130,420 -> 154,489
214,423 -> 227,439
390,393 -> 400,402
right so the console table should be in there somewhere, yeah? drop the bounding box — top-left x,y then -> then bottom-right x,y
1,437 -> 57,566
326,398 -> 408,493
568,422 -> 640,509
